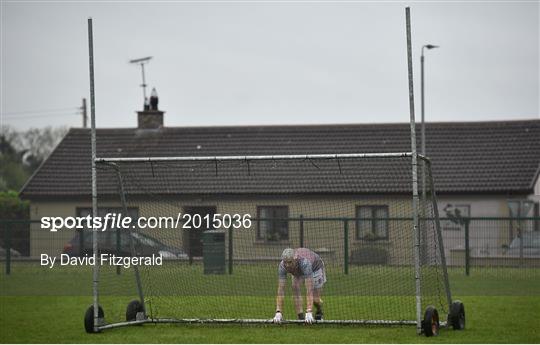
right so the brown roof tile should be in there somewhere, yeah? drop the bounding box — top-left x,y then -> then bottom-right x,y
20,120 -> 540,198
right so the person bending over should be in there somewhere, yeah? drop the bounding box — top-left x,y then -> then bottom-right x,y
273,248 -> 326,324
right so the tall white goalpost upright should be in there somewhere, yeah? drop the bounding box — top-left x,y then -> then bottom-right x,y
404,8 -> 461,336
404,7 -> 423,335
87,17 -> 101,333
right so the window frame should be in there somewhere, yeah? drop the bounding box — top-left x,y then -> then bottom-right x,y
75,207 -> 139,254
256,205 -> 289,242
355,205 -> 389,241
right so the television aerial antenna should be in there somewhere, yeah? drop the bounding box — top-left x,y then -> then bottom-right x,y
129,56 -> 153,105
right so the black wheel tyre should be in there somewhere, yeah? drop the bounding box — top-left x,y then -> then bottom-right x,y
84,305 -> 104,333
449,300 -> 465,330
422,306 -> 440,337
126,300 -> 145,322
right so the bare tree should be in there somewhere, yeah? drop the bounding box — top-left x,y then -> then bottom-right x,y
0,126 -> 68,191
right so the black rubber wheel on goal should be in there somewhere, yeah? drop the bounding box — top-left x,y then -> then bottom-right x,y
84,305 -> 104,333
422,306 -> 440,337
126,300 -> 145,322
449,300 -> 465,330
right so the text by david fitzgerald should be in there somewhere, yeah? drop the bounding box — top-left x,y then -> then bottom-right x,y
41,254 -> 162,269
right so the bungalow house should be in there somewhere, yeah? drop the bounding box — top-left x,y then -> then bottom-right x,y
20,103 -> 540,266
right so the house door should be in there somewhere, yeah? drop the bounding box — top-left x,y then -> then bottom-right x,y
183,206 -> 217,260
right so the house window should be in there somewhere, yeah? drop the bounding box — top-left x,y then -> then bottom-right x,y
356,206 -> 389,240
257,206 -> 289,241
74,207 -> 139,255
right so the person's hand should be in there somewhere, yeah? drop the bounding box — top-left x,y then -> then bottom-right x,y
305,312 -> 314,324
273,311 -> 283,324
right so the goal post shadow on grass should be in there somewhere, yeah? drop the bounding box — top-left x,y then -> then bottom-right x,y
85,8 -> 465,337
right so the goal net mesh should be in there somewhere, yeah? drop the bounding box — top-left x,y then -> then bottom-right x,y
91,155 -> 449,325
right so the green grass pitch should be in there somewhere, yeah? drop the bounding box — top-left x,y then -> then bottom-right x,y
1,263 -> 539,343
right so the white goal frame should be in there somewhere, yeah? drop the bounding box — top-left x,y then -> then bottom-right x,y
90,152 -> 452,333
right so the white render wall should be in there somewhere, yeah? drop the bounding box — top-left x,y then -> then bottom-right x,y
436,195 -> 535,264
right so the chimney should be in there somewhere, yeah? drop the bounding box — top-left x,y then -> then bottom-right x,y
137,88 -> 164,129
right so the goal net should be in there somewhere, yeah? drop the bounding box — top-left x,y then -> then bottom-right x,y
88,153 -> 451,330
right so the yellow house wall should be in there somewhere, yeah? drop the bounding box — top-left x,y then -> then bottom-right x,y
29,195 -> 414,265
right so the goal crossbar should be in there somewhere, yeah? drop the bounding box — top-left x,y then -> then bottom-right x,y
95,152 -> 430,164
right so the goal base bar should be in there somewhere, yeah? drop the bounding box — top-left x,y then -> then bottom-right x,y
97,318 -> 445,331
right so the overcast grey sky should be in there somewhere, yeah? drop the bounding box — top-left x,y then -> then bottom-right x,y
1,1 -> 539,130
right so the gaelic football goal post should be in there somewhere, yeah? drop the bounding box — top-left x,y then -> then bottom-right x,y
84,152 -> 463,335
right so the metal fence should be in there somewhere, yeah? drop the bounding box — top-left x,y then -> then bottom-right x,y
1,217 -> 539,276
440,217 -> 540,275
